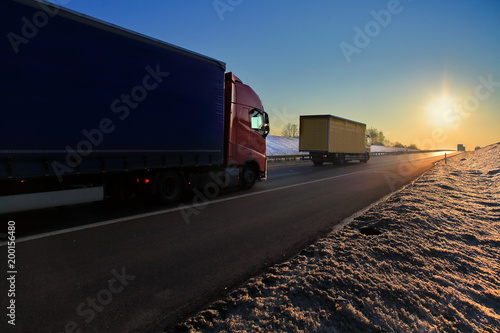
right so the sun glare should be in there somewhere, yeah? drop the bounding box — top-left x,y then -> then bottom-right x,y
426,96 -> 457,128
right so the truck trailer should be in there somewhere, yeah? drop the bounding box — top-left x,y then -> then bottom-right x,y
0,0 -> 269,214
299,115 -> 370,166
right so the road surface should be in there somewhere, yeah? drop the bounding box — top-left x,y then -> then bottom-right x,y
0,152 -> 457,332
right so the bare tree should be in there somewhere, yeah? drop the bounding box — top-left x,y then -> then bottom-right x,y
291,124 -> 298,138
367,127 -> 387,146
282,123 -> 299,137
367,127 -> 379,143
378,131 -> 386,145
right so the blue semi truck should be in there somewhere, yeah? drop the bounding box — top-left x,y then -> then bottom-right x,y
0,0 -> 269,214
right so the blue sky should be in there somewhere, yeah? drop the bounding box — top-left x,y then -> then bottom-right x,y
50,0 -> 500,149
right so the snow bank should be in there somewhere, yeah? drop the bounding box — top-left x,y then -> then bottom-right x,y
174,143 -> 500,332
266,135 -> 413,155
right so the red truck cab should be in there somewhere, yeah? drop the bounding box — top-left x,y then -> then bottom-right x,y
224,73 -> 269,188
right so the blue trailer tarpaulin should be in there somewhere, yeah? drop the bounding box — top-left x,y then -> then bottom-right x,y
0,0 -> 226,178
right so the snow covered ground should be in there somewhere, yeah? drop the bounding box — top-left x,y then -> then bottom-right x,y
267,135 -> 302,156
174,143 -> 500,332
369,145 -> 415,153
266,135 -> 414,155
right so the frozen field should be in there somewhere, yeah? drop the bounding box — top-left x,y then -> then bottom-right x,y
266,135 -> 414,156
267,135 -> 302,156
174,143 -> 500,332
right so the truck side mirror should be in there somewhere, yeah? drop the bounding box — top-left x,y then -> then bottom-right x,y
263,125 -> 270,138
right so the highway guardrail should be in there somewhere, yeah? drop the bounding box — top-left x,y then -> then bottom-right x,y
267,150 -> 452,162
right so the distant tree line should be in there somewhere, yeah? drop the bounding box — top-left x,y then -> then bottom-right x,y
367,127 -> 419,150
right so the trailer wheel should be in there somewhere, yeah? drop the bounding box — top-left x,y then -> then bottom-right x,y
313,160 -> 323,166
335,154 -> 345,166
155,171 -> 184,204
241,166 -> 257,189
361,153 -> 368,163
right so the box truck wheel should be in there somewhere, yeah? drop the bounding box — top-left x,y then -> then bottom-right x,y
155,171 -> 184,204
313,160 -> 323,166
241,166 -> 256,189
335,155 -> 345,166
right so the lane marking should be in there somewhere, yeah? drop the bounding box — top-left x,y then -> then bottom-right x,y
2,154 -> 447,244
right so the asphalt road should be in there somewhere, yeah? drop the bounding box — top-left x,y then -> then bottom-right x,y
0,152 -> 457,332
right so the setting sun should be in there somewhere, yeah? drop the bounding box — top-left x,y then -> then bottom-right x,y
426,96 -> 457,128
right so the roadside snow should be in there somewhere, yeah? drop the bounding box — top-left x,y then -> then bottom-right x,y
370,145 -> 414,153
266,135 -> 414,155
267,135 -> 302,155
174,143 -> 500,332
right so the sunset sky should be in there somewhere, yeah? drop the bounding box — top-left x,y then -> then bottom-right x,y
50,0 -> 499,150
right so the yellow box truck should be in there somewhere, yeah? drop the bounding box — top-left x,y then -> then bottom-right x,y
299,115 -> 370,166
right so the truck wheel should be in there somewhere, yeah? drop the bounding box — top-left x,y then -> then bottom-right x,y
241,166 -> 256,189
361,153 -> 368,163
155,171 -> 184,204
335,155 -> 345,166
313,160 -> 323,166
